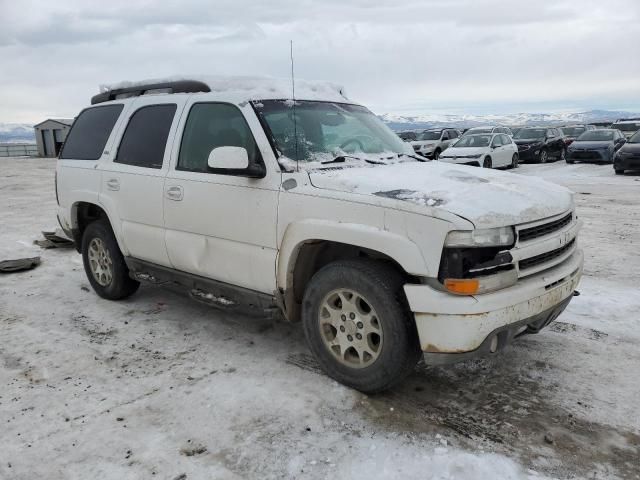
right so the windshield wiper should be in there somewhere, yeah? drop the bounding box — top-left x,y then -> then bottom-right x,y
397,153 -> 428,162
321,155 -> 385,165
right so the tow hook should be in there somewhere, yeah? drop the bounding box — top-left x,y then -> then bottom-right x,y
573,290 -> 580,297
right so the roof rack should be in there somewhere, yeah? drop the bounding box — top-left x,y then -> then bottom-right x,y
91,80 -> 211,105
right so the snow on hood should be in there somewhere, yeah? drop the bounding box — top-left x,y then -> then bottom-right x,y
99,75 -> 351,103
309,162 -> 573,229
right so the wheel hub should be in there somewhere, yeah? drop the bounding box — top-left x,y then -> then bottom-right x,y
88,238 -> 113,287
318,289 -> 383,369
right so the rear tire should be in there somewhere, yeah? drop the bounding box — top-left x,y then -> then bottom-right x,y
615,169 -> 624,175
566,159 -> 575,164
301,259 -> 421,393
483,156 -> 492,168
558,147 -> 566,161
433,149 -> 441,160
82,220 -> 139,300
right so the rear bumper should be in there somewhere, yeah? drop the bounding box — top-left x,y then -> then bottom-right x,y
404,249 -> 583,363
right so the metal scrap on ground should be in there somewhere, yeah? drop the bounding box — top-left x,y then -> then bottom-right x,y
0,256 -> 41,273
34,230 -> 74,249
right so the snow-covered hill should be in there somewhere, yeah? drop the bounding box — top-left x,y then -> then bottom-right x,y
0,123 -> 35,143
380,109 -> 640,131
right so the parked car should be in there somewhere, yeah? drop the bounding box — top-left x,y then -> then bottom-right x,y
401,128 -> 461,159
566,129 -> 626,164
559,125 -> 596,147
613,130 -> 640,174
611,118 -> 640,139
56,77 -> 583,393
397,130 -> 418,142
513,127 -> 566,163
460,125 -> 513,138
438,133 -> 519,169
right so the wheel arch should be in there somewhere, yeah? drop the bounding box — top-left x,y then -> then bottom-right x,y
277,220 -> 428,322
70,201 -> 125,254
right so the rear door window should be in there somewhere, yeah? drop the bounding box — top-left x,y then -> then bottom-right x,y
115,104 -> 177,169
59,105 -> 123,160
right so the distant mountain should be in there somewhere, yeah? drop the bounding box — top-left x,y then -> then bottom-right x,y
380,109 -> 640,131
0,123 -> 35,143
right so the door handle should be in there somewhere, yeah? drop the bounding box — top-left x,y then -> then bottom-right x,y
165,185 -> 184,201
106,178 -> 120,191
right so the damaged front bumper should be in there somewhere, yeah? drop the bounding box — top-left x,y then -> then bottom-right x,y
403,249 -> 583,364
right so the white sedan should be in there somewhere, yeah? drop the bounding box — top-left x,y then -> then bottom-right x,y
438,133 -> 519,169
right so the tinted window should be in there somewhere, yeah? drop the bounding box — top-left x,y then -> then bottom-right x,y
178,103 -> 261,173
449,130 -> 458,138
60,105 -> 123,160
115,104 -> 176,169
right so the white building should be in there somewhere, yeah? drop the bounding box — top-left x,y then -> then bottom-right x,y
34,118 -> 74,157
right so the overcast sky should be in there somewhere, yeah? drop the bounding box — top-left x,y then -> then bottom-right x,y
1,0 -> 639,123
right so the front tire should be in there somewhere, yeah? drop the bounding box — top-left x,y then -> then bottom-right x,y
301,259 -> 421,393
483,156 -> 492,168
82,220 -> 139,300
615,169 -> 624,175
510,153 -> 519,169
433,149 -> 441,160
558,147 -> 566,161
539,149 -> 548,163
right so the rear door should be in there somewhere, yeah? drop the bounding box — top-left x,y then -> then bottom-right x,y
98,97 -> 185,266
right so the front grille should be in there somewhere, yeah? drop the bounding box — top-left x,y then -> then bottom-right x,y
519,239 -> 575,271
519,212 -> 573,242
572,150 -> 601,159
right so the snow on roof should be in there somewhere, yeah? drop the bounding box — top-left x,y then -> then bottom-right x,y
33,118 -> 74,128
99,75 -> 352,103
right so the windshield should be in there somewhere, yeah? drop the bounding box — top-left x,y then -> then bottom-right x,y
629,130 -> 640,143
416,130 -> 441,141
514,128 -> 546,140
452,134 -> 491,147
613,123 -> 640,132
561,126 -> 585,137
577,130 -> 614,141
465,128 -> 492,135
254,100 -> 410,167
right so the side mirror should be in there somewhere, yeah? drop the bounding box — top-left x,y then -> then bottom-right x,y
208,146 -> 249,170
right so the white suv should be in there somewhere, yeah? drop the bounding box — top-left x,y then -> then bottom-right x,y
56,77 -> 584,393
398,128 -> 461,159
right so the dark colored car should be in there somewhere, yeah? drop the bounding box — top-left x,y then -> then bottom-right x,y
513,127 -> 566,163
566,129 -> 626,164
613,130 -> 640,174
397,130 -> 418,141
559,125 -> 596,147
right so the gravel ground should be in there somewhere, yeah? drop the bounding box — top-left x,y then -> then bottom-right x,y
1,157 -> 639,480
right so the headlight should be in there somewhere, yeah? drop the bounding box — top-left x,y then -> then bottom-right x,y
467,154 -> 482,159
445,227 -> 515,247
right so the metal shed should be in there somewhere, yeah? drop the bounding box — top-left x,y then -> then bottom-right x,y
34,118 -> 74,157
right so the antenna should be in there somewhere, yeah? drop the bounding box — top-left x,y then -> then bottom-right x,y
290,40 -> 299,172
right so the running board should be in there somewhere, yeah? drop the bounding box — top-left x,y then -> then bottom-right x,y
124,258 -> 278,318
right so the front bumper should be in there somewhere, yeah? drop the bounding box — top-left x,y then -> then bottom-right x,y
614,154 -> 640,171
516,146 -> 542,161
404,249 -> 583,363
568,149 -> 612,162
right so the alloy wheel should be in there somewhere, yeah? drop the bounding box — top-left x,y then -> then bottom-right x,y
88,238 -> 113,286
318,289 -> 383,368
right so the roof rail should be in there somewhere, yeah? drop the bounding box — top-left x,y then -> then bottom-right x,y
91,80 -> 211,105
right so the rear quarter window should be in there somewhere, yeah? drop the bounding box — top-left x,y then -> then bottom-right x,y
59,104 -> 124,160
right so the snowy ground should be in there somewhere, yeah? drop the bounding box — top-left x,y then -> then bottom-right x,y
1,157 -> 639,480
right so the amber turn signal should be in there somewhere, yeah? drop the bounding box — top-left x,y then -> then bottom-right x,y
444,278 -> 480,295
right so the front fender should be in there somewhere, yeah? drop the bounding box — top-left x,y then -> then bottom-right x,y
277,219 -> 430,289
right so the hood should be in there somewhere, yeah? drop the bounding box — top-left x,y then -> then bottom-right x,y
440,146 -> 487,157
410,140 -> 437,147
309,162 -> 573,229
618,142 -> 640,154
570,140 -> 612,149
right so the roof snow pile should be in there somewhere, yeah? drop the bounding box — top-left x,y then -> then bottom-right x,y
99,75 -> 351,103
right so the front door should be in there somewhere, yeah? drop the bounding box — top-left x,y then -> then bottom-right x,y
99,97 -> 184,267
163,101 -> 280,294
